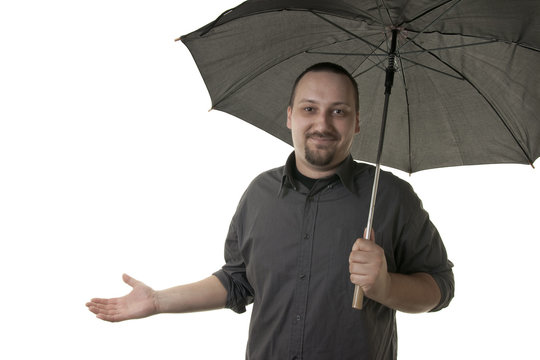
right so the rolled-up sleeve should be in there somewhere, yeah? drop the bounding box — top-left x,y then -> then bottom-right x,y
393,182 -> 455,312
429,265 -> 454,312
213,211 -> 254,314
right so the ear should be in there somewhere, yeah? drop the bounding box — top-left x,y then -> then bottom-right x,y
354,112 -> 360,134
287,106 -> 293,130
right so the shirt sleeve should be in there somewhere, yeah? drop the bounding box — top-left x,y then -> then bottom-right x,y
213,210 -> 254,314
393,182 -> 455,312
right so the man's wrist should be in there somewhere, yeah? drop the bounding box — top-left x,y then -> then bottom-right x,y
152,290 -> 163,314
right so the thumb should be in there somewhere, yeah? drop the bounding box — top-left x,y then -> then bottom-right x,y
122,273 -> 140,288
363,227 -> 375,241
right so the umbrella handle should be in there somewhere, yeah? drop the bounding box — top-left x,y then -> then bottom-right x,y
352,285 -> 365,309
351,226 -> 374,309
351,226 -> 376,309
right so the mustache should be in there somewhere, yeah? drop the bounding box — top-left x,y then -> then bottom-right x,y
306,130 -> 340,140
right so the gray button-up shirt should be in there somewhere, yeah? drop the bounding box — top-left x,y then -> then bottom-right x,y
214,152 -> 454,360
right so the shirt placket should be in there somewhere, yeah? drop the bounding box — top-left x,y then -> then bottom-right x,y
288,190 -> 321,360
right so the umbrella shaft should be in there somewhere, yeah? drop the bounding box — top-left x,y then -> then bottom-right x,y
368,92 -> 391,237
352,30 -> 398,310
352,90 -> 391,310
365,163 -> 381,241
384,29 -> 398,95
366,89 -> 391,237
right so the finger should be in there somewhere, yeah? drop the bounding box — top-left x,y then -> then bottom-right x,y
96,310 -> 123,322
87,305 -> 109,316
87,302 -> 122,319
88,298 -> 115,305
86,304 -> 99,315
351,237 -> 375,251
349,261 -> 371,276
349,248 -> 372,264
96,314 -> 116,322
86,298 -> 120,312
87,306 -> 116,318
86,300 -> 117,310
350,273 -> 368,285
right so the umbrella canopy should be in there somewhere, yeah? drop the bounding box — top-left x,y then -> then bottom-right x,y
179,0 -> 540,173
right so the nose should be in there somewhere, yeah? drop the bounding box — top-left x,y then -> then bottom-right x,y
312,109 -> 333,130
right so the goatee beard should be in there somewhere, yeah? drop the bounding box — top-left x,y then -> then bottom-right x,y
305,145 -> 335,166
304,131 -> 339,166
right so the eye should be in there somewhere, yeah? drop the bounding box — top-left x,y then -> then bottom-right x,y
303,106 -> 314,112
333,109 -> 345,115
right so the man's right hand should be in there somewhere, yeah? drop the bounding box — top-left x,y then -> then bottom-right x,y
86,274 -> 158,322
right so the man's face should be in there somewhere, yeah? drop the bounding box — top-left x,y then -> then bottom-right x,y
287,70 -> 360,177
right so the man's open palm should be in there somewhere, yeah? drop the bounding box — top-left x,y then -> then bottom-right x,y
86,274 -> 158,322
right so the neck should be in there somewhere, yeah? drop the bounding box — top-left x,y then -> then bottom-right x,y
295,154 -> 347,179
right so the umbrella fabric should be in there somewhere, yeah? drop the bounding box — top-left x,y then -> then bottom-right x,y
179,0 -> 540,173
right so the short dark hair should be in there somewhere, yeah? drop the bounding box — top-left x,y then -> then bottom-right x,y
288,62 -> 359,112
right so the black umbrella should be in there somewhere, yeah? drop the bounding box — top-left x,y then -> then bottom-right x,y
177,0 -> 540,309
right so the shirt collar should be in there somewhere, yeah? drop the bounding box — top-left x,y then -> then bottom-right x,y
334,154 -> 358,194
279,152 -> 358,196
280,152 -> 300,193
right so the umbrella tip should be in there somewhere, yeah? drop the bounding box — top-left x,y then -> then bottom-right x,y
174,36 -> 182,42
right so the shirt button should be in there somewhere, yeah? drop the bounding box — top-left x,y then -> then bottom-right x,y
304,233 -> 310,240
299,274 -> 305,279
296,315 -> 301,321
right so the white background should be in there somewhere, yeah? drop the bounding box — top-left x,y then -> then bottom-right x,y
1,1 -> 538,359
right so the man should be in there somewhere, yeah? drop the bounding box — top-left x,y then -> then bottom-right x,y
87,63 -> 454,359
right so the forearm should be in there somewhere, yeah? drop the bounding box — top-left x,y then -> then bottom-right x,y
155,275 -> 228,314
376,272 -> 441,313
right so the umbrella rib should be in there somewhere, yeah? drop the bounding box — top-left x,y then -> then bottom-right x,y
351,39 -> 388,77
411,39 -> 535,166
306,51 -> 389,57
309,11 -> 389,73
210,10 -> 388,109
376,0 -> 396,28
351,52 -> 391,77
400,0 -> 462,27
405,31 -> 540,53
396,0 -> 463,53
199,6 -> 240,37
395,54 -> 413,174
319,0 -> 469,84
306,33 -> 388,60
398,56 -> 464,80
196,4 -> 385,38
399,39 -> 499,54
310,11 -> 388,56
519,43 -> 540,53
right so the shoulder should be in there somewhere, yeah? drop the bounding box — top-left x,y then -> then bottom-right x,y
377,169 -> 426,219
379,168 -> 415,195
351,162 -> 420,206
231,165 -> 284,223
236,165 -> 284,205
348,161 -> 415,195
248,165 -> 284,191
